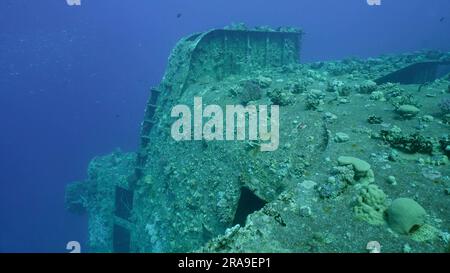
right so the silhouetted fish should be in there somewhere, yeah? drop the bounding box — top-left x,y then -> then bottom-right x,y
440,17 -> 445,22
177,13 -> 182,19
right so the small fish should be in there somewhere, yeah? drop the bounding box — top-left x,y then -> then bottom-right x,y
176,13 -> 182,19
296,122 -> 307,130
439,17 -> 445,22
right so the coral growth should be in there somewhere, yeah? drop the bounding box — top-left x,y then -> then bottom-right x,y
305,89 -> 325,110
354,184 -> 388,225
380,127 -> 434,154
438,98 -> 450,114
267,88 -> 293,106
357,80 -> 377,94
239,80 -> 263,105
291,80 -> 309,94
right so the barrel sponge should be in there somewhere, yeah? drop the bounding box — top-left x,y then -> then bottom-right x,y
386,198 -> 426,235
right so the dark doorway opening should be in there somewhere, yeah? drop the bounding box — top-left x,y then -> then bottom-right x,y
113,224 -> 130,253
232,187 -> 267,226
115,186 -> 134,220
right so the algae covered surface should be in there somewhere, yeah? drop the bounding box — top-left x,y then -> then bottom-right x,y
66,26 -> 450,253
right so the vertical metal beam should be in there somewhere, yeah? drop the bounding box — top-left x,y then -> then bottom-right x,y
282,36 -> 287,66
246,33 -> 251,73
265,35 -> 269,67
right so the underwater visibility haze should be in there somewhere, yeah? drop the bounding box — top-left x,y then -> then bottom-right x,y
1,0 -> 450,253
